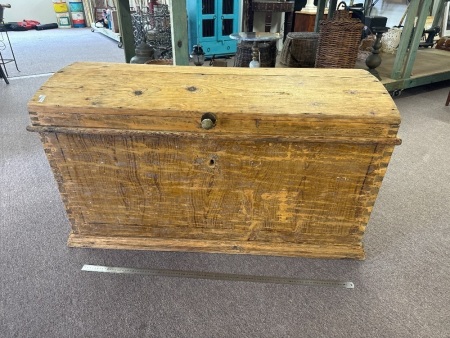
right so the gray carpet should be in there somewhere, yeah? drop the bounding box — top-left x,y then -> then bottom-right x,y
0,28 -> 124,78
1,29 -> 450,338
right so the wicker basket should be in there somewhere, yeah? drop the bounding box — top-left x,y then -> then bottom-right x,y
280,32 -> 320,67
233,41 -> 277,67
315,6 -> 364,68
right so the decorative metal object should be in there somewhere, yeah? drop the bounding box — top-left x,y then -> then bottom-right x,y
131,4 -> 172,59
249,42 -> 260,68
365,26 -> 388,80
190,45 -> 205,66
130,41 -> 154,64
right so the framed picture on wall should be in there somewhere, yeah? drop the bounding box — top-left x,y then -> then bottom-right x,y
444,2 -> 450,36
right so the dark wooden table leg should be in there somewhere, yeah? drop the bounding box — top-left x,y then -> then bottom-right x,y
284,10 -> 293,41
247,0 -> 254,32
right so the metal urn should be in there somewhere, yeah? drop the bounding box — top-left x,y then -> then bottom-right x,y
130,41 -> 155,64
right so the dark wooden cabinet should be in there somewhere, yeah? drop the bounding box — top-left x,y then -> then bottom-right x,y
294,11 -> 327,32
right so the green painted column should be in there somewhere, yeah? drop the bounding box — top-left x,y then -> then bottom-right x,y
432,0 -> 447,27
403,0 -> 433,79
328,0 -> 338,19
169,0 -> 189,65
390,0 -> 421,80
117,0 -> 135,63
314,0 -> 326,33
364,0 -> 372,15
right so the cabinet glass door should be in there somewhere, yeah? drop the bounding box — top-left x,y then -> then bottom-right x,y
200,0 -> 216,40
218,0 -> 238,41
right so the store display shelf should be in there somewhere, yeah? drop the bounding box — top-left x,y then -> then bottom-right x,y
91,22 -> 122,48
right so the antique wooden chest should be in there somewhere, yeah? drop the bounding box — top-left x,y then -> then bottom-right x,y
28,62 -> 401,259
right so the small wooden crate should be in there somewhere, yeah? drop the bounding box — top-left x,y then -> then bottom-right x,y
27,62 -> 401,259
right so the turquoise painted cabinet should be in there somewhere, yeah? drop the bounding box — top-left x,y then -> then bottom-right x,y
187,0 -> 240,57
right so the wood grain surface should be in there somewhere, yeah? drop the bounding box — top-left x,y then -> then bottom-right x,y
28,62 -> 401,259
28,62 -> 400,121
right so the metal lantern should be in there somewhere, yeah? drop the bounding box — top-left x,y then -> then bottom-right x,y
190,45 -> 205,66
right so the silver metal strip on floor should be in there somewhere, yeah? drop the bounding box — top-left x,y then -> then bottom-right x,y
8,73 -> 55,80
82,264 -> 354,289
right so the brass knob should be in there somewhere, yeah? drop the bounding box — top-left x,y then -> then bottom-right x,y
201,113 -> 216,130
201,118 -> 214,130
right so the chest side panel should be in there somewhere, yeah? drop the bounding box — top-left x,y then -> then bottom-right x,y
42,132 -> 385,247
